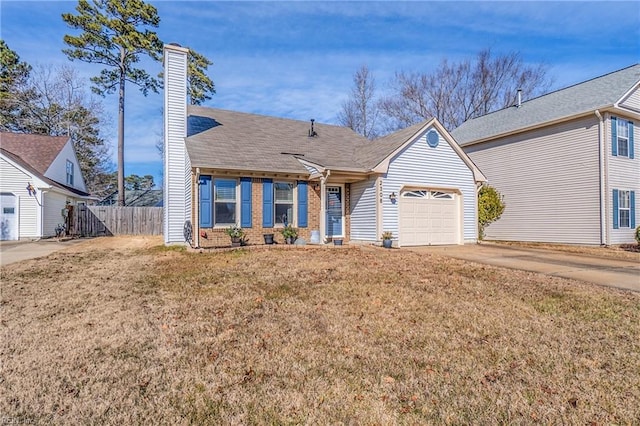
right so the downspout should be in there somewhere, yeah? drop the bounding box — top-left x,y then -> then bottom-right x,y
194,168 -> 200,248
595,110 -> 607,246
475,182 -> 484,244
319,169 -> 330,243
38,190 -> 48,238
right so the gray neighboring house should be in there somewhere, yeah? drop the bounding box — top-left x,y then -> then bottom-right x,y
452,64 -> 640,245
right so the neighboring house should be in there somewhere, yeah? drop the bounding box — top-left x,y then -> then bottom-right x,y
163,44 -> 485,248
99,189 -> 163,207
0,133 -> 91,240
452,64 -> 640,245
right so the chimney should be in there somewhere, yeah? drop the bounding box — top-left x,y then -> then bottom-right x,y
516,89 -> 522,108
163,43 -> 190,245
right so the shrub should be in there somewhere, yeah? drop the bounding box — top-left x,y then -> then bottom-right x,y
478,184 -> 505,240
635,225 -> 640,245
381,231 -> 393,240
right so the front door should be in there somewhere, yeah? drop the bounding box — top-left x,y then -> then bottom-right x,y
326,186 -> 343,237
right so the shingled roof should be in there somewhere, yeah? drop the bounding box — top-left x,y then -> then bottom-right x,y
0,132 -> 69,174
452,64 -> 640,146
186,106 -> 372,174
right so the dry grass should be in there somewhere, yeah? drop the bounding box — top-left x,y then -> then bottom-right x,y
1,237 -> 639,425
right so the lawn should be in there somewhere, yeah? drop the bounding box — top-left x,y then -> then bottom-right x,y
1,237 -> 639,425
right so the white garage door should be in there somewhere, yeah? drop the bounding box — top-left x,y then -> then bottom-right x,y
399,190 -> 459,246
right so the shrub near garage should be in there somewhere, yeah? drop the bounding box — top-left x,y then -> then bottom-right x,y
478,184 -> 505,240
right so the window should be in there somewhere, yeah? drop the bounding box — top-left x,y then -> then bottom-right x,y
617,119 -> 630,157
66,160 -> 74,186
618,190 -> 631,228
613,117 -> 634,158
274,182 -> 294,225
214,178 -> 237,226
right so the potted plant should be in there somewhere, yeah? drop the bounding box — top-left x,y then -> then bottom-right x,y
381,231 -> 393,249
263,233 -> 275,245
225,224 -> 245,247
281,225 -> 298,244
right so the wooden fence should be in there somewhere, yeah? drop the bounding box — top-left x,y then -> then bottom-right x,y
73,205 -> 163,237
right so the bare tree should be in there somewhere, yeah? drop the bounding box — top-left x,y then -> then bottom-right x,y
2,62 -> 114,196
379,49 -> 552,131
337,65 -> 380,139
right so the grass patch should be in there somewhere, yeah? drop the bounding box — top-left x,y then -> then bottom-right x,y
1,237 -> 638,424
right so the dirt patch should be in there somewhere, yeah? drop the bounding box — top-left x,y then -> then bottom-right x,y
1,237 -> 638,424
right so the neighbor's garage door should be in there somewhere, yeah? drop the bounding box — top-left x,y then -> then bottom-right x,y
399,189 -> 459,246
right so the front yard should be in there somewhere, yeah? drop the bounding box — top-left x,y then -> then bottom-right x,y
1,237 -> 638,424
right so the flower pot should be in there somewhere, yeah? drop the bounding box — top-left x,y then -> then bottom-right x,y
383,239 -> 392,249
231,236 -> 241,247
263,233 -> 274,245
285,236 -> 296,245
333,239 -> 343,246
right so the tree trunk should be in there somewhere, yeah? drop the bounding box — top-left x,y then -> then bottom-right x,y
117,49 -> 126,207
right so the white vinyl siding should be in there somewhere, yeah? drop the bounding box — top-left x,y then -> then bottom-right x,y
608,114 -> 639,244
42,192 -> 68,238
1,156 -> 39,238
44,139 -> 87,192
383,128 -> 476,244
350,177 -> 377,241
465,115 -> 602,244
620,86 -> 640,112
163,45 -> 189,244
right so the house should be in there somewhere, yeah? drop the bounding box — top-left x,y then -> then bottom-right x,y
163,44 -> 485,248
452,64 -> 640,245
0,132 -> 91,240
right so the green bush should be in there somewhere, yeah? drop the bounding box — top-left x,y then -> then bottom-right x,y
635,225 -> 640,245
478,184 -> 505,240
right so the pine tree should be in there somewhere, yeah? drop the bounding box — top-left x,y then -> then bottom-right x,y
62,0 -> 163,206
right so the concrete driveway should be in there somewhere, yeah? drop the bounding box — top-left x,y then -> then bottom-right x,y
0,239 -> 85,267
410,243 -> 640,292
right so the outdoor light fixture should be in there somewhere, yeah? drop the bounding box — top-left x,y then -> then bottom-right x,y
313,183 -> 320,191
389,192 -> 397,202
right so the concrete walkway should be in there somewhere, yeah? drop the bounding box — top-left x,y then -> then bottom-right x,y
410,243 -> 640,293
0,239 -> 85,267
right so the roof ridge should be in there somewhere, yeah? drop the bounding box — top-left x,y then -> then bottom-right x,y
459,63 -> 640,124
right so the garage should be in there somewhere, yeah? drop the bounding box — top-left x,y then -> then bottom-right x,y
399,189 -> 460,246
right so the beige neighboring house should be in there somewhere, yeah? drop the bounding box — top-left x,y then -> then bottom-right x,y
452,64 -> 640,245
0,133 -> 91,240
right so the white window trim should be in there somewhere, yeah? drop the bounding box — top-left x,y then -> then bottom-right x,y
274,180 -> 297,227
617,119 -> 630,158
66,160 -> 74,186
213,178 -> 239,228
618,190 -> 631,228
325,184 -> 345,238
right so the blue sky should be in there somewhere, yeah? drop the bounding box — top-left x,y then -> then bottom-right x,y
2,1 -> 639,189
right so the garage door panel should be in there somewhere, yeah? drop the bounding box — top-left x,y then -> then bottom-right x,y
399,189 -> 459,246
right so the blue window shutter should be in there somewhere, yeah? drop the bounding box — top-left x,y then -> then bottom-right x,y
262,179 -> 273,227
611,117 -> 618,156
629,121 -> 634,159
240,178 -> 252,228
631,191 -> 636,229
297,181 -> 308,228
199,175 -> 212,228
613,189 -> 619,229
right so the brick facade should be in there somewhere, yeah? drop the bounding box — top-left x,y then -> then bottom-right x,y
194,177 -> 349,248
